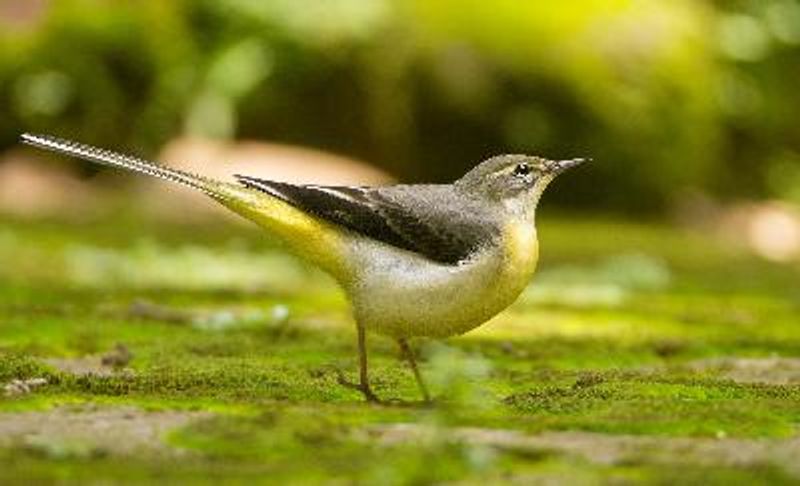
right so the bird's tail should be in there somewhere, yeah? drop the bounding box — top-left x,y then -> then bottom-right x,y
20,133 -> 222,198
19,133 -> 351,279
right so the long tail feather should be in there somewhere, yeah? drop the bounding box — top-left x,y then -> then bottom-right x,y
20,133 -> 217,196
19,132 -> 350,277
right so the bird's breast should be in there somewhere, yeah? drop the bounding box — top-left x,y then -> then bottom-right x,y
500,220 -> 539,284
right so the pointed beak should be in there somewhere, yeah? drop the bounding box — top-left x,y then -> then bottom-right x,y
546,157 -> 590,175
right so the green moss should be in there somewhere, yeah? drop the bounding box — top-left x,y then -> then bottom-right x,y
1,215 -> 799,482
0,353 -> 58,383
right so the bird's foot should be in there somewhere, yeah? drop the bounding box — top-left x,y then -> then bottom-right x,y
333,368 -> 381,403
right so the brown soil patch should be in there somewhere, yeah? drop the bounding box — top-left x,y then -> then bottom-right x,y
42,356 -> 120,377
367,424 -> 800,477
688,357 -> 800,385
43,345 -> 133,377
0,405 -> 210,457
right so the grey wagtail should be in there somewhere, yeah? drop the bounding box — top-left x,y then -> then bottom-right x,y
20,133 -> 587,403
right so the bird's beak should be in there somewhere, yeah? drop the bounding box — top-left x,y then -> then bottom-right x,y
546,157 -> 590,175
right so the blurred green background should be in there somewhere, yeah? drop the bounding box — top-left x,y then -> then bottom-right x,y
3,3 -> 800,483
2,0 -> 800,213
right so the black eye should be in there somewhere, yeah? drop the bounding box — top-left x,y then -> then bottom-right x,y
513,163 -> 531,177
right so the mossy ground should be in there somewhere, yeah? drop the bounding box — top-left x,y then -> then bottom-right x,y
1,211 -> 799,484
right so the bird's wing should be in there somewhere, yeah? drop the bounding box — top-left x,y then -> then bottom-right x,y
234,176 -> 499,264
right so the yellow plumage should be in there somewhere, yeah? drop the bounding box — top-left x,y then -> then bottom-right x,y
213,182 -> 353,282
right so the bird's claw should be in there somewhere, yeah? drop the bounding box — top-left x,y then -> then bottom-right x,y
333,368 -> 381,403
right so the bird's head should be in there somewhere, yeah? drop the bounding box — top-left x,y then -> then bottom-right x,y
455,154 -> 588,218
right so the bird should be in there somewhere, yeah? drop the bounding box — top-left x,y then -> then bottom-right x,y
20,133 -> 587,403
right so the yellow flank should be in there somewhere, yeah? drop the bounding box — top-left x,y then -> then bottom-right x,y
211,182 -> 353,282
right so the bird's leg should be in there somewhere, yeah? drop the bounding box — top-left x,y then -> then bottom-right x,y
398,338 -> 431,403
337,321 -> 380,402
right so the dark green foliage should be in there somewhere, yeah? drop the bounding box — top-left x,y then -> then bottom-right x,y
3,2 -> 800,211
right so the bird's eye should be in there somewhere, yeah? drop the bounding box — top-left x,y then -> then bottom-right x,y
513,163 -> 531,177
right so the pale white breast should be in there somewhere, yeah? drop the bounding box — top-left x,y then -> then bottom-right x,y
342,222 -> 538,338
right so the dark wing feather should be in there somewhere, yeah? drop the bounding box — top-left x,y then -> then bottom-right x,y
234,176 -> 499,264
